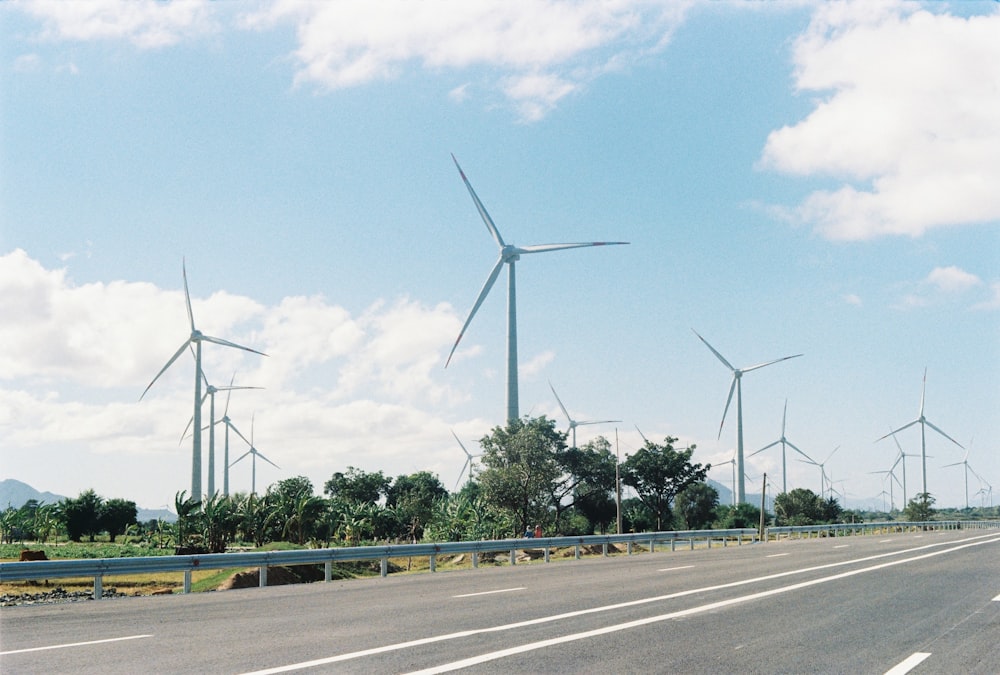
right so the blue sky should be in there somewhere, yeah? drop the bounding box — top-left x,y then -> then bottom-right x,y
1,0 -> 998,512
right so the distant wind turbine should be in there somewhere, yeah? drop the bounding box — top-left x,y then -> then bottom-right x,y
181,370 -> 262,498
451,430 -> 482,491
445,156 -> 628,424
693,329 -> 802,504
800,445 -> 839,499
229,414 -> 279,496
549,381 -> 621,448
141,260 -> 267,502
876,369 -> 963,497
712,449 -> 737,507
942,448 -> 983,510
748,399 -> 814,495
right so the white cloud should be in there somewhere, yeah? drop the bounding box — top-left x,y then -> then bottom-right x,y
17,0 -> 219,49
925,265 -> 981,293
843,293 -> 862,306
760,1 -> 1000,240
240,0 -> 693,121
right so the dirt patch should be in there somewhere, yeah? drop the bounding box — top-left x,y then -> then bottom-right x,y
217,565 -> 326,590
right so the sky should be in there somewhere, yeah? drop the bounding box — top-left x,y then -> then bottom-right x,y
1,0 -> 998,513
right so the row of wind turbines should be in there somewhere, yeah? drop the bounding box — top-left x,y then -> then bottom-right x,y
140,156 -> 980,508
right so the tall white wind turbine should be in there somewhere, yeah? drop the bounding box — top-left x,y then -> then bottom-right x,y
549,381 -> 621,448
876,369 -> 963,497
748,399 -> 814,495
141,261 -> 267,502
445,156 -> 628,424
451,430 -> 482,491
693,329 -> 802,504
942,450 -> 983,510
229,414 -> 279,496
800,445 -> 839,499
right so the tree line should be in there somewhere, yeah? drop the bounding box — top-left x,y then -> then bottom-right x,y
2,416 -> 880,552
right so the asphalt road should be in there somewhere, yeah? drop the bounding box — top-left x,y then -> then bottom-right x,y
2,529 -> 998,674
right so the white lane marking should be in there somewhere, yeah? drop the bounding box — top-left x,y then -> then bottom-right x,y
0,634 -> 153,655
409,540 -> 995,675
884,652 -> 931,675
239,533 -> 1000,675
833,545 -> 850,549
453,587 -> 525,598
993,594 -> 1000,602
766,553 -> 790,558
879,539 -> 894,543
658,566 -> 694,572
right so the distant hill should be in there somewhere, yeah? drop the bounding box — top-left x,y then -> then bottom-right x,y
0,478 -> 67,508
0,479 -> 176,522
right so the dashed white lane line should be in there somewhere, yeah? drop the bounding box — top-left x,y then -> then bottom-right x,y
884,652 -> 931,675
0,634 -> 153,655
833,544 -> 850,549
766,553 -> 790,558
453,587 -> 525,598
658,566 -> 695,572
879,539 -> 894,543
993,593 -> 1000,602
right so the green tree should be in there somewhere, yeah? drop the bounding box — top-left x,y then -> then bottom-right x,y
324,467 -> 391,505
477,416 -> 566,536
620,437 -> 709,531
173,490 -> 202,548
282,494 -> 329,545
100,498 -> 138,542
774,488 -> 825,526
387,471 -> 447,542
904,492 -> 936,521
59,490 -> 104,542
675,482 -> 719,530
201,494 -> 240,552
713,502 -> 763,529
547,436 -> 618,534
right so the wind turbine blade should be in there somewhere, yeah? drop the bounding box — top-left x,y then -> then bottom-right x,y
140,339 -> 192,400
785,440 -> 815,464
748,440 -> 780,457
634,425 -> 648,442
451,154 -> 505,249
451,430 -> 471,458
179,391 -> 210,443
718,376 -> 737,439
182,258 -> 195,332
781,399 -> 788,435
256,452 -> 280,470
200,334 -> 268,357
230,450 -> 252,466
924,419 -> 964,449
519,242 -> 628,254
692,329 -> 735,371
454,457 -> 471,491
741,353 -> 803,373
576,419 -> 622,427
876,420 -> 918,442
446,254 -> 505,368
919,367 -> 927,416
825,445 -> 841,464
549,381 -> 572,422
941,461 -> 963,468
228,421 -> 253,448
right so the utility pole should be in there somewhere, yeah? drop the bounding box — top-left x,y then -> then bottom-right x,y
615,428 -> 623,535
759,472 -> 767,542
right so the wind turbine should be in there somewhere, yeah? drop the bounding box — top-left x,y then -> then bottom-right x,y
868,466 -> 902,511
748,399 -> 814,494
229,414 -> 279,496
692,329 -> 802,504
886,430 -> 914,507
451,430 -> 482,491
876,369 -> 963,497
549,381 -> 621,448
445,156 -> 628,424
141,261 -> 267,502
712,449 -> 737,507
181,371 -> 262,498
800,445 -> 839,498
942,449 -> 983,510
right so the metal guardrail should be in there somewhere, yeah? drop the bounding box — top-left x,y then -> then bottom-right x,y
765,520 -> 1000,540
0,529 -> 756,599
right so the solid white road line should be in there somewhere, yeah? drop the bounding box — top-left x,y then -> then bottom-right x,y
879,539 -> 894,543
658,565 -> 695,572
884,652 -> 931,675
239,533 -> 1000,675
453,587 -> 525,598
0,634 -> 153,655
765,553 -> 790,558
993,593 -> 1000,602
833,544 -> 850,549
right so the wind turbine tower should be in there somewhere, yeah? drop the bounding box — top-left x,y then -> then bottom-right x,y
445,156 -> 628,424
693,329 -> 802,503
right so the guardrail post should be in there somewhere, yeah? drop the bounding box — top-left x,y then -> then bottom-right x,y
689,538 -> 694,551
94,575 -> 103,600
669,539 -> 675,552
259,566 -> 267,587
184,570 -> 192,593
381,558 -> 388,577
472,552 -> 479,568
325,561 -> 332,582
723,536 -> 728,548
575,544 -> 581,560
429,554 -> 436,572
602,543 -> 608,557
544,547 -> 550,563
627,541 -> 633,555
707,537 -> 712,549
651,538 -> 657,553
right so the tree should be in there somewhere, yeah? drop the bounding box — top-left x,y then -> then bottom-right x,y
904,492 -> 936,522
59,490 -> 104,542
324,467 -> 391,505
477,416 -> 566,536
386,471 -> 447,542
676,482 -> 719,530
714,502 -> 763,529
200,494 -> 240,552
620,437 -> 709,531
774,488 -> 826,526
100,498 -> 138,542
547,436 -> 618,534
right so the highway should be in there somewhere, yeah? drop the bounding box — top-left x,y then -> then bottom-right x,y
2,529 -> 998,674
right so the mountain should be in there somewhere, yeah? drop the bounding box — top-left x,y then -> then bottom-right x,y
0,479 -> 176,522
0,479 -> 67,508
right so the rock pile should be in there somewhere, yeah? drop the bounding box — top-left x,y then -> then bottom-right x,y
1,586 -> 127,607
